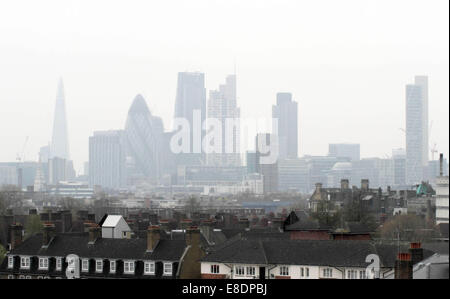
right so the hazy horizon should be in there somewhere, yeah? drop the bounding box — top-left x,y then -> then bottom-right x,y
1,0 -> 448,173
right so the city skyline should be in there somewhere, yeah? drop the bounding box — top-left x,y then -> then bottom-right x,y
0,0 -> 448,174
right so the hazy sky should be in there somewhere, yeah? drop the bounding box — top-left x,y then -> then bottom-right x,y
0,0 -> 448,173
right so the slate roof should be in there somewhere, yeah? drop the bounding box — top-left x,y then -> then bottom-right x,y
284,219 -> 331,231
7,232 -> 186,262
202,239 -> 435,268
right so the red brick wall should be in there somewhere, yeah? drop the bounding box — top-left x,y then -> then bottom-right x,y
201,274 -> 227,279
290,231 -> 330,240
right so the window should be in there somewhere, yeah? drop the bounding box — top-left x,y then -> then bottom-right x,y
96,260 -> 103,273
306,268 -> 309,277
347,270 -> 357,279
8,275 -> 14,279
122,231 -> 127,238
279,266 -> 289,276
164,262 -> 173,275
124,261 -> 135,274
359,270 -> 367,279
20,257 -> 30,269
211,264 -> 220,274
56,258 -> 62,271
19,275 -> 25,279
110,260 -> 116,273
235,265 -> 245,276
39,258 -> 49,269
8,256 -> 13,268
82,259 -> 89,272
323,268 -> 333,278
145,262 -> 155,275
246,266 -> 256,276
301,267 -> 304,277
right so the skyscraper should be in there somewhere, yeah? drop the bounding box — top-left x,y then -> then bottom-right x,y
50,78 -> 70,160
272,93 -> 298,159
406,76 -> 428,185
89,130 -> 126,189
125,94 -> 164,181
173,72 -> 206,166
415,76 -> 429,166
207,74 -> 241,166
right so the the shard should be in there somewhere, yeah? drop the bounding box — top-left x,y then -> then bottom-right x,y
50,78 -> 70,160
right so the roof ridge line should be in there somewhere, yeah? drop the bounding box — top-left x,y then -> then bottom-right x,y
259,239 -> 269,265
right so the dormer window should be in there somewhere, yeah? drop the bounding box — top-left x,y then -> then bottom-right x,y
39,257 -> 49,270
8,256 -> 14,268
124,261 -> 135,274
163,262 -> 173,276
56,258 -> 62,271
96,260 -> 103,273
20,257 -> 30,269
110,260 -> 116,273
144,261 -> 155,275
81,259 -> 89,272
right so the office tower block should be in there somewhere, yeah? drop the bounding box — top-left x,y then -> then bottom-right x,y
406,77 -> 428,185
125,94 -> 164,181
173,72 -> 206,166
207,75 -> 241,166
89,130 -> 126,189
272,93 -> 298,159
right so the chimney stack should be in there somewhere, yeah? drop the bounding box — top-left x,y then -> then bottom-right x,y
42,222 -> 56,247
147,225 -> 160,252
88,225 -> 101,243
439,153 -> 444,176
9,224 -> 23,250
395,253 -> 413,279
186,226 -> 200,247
409,242 -> 424,265
341,179 -> 349,190
361,179 -> 369,191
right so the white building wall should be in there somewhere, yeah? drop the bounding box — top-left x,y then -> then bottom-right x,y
436,176 -> 449,224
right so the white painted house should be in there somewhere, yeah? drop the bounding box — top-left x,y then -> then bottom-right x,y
200,239 -> 401,279
100,215 -> 131,239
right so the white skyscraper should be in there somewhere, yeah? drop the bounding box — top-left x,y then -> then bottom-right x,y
405,76 -> 428,185
207,75 -> 241,166
415,76 -> 429,166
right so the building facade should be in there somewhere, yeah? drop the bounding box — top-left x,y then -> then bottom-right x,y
272,93 -> 298,159
89,130 -> 126,189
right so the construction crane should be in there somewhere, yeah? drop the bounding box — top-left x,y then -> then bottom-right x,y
431,143 -> 438,161
16,136 -> 29,162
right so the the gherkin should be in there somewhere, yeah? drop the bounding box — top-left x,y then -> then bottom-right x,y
125,94 -> 164,180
